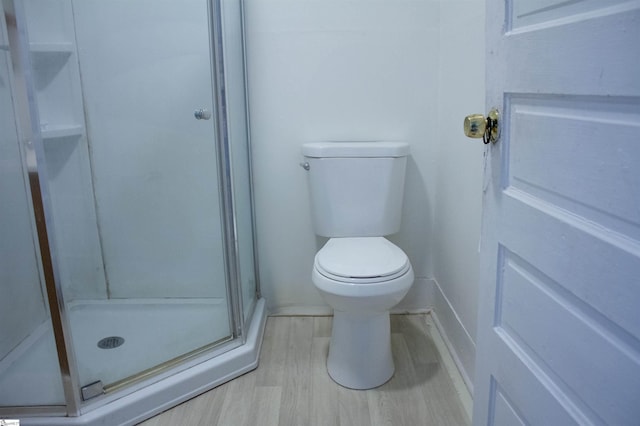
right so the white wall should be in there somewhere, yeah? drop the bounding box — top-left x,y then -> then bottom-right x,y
245,0 -> 440,313
432,0 -> 485,391
245,0 -> 485,389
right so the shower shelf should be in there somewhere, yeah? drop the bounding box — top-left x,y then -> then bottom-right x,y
29,43 -> 73,71
40,124 -> 83,139
29,42 -> 73,53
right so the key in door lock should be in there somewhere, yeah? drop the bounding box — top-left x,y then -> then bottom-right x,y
463,108 -> 500,144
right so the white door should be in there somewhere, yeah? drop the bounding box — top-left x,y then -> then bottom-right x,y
473,1 -> 640,425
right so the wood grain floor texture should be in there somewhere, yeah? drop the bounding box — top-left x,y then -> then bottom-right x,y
139,315 -> 470,426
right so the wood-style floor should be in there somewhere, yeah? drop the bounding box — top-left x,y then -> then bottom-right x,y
139,314 -> 470,426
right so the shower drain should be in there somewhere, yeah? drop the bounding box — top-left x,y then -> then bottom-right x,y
97,336 -> 125,349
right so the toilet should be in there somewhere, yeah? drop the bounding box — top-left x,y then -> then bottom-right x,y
302,141 -> 414,389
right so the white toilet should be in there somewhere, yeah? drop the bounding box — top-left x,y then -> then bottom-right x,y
302,141 -> 414,389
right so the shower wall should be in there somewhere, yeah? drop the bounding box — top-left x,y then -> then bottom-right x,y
24,0 -> 227,301
72,0 -> 225,299
24,0 -> 108,300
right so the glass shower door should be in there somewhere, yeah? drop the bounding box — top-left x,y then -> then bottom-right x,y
0,1 -> 64,407
19,0 -> 234,397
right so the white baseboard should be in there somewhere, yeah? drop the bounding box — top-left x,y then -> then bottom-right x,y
426,312 -> 473,421
432,280 -> 476,397
267,278 -> 435,316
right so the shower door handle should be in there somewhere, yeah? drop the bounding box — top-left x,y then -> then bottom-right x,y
194,108 -> 212,120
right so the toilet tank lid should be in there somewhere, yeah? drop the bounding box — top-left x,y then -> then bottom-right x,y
302,141 -> 409,158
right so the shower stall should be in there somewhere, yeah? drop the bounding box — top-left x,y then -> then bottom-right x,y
0,0 -> 265,424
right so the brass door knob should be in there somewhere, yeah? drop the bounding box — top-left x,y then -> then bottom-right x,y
463,108 -> 500,144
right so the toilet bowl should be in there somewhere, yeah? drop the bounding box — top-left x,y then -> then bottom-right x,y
312,237 -> 414,389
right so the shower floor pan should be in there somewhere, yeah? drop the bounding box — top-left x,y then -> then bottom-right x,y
69,298 -> 231,390
0,298 -> 232,407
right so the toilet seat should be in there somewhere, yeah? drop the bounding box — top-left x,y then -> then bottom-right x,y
314,237 -> 410,284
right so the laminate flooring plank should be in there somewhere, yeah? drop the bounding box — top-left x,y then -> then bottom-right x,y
338,386 -> 371,426
420,366 -> 471,425
394,315 -> 469,425
245,385 -> 282,426
313,316 -> 332,338
368,333 -> 436,426
394,314 -> 440,365
184,387 -> 227,426
310,336 -> 339,426
216,370 -> 257,426
139,314 -> 469,426
408,316 -> 470,426
255,316 -> 290,387
137,383 -> 226,426
137,415 -> 161,426
278,317 -> 313,426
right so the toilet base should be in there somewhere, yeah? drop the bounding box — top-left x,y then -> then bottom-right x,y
327,310 -> 394,389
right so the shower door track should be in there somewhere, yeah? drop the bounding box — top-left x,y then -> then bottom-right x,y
99,335 -> 235,397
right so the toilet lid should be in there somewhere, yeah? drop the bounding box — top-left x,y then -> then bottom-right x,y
315,237 -> 409,279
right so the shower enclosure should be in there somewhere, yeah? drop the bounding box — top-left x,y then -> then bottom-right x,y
0,0 -> 264,424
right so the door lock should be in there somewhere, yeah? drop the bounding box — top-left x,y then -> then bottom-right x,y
464,108 -> 500,144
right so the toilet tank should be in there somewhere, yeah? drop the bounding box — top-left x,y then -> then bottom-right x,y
302,141 -> 409,237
